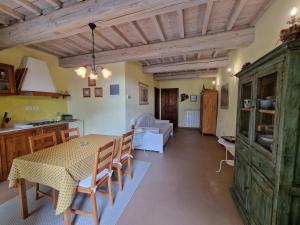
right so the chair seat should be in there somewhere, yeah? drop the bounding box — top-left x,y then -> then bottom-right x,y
79,169 -> 112,188
113,153 -> 133,166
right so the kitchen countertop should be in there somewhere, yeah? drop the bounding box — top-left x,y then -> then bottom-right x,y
0,121 -> 72,134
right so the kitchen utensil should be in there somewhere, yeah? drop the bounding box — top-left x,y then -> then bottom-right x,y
260,99 -> 273,109
62,114 -> 73,121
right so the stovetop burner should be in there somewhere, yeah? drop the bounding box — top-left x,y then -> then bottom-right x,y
26,121 -> 57,127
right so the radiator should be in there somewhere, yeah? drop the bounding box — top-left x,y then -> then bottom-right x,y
184,109 -> 200,128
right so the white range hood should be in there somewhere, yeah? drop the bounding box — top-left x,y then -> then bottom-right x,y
20,57 -> 57,93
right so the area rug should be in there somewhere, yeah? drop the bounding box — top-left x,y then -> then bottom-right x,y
0,160 -> 151,225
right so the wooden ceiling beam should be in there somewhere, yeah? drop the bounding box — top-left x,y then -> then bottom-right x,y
44,0 -> 62,9
94,30 -> 116,49
152,16 -> 166,42
0,18 -> 8,26
76,33 -> 103,51
30,44 -> 66,56
212,50 -> 218,58
0,3 -> 25,21
110,26 -> 132,47
14,0 -> 42,15
226,0 -> 247,31
202,0 -> 214,35
63,38 -> 90,52
177,9 -> 185,38
59,28 -> 254,67
47,42 -> 79,55
153,70 -> 217,80
129,21 -> 148,45
250,0 -> 274,26
143,57 -> 229,73
197,52 -> 201,59
0,0 -> 210,48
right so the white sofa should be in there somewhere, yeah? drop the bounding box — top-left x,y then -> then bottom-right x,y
133,113 -> 173,153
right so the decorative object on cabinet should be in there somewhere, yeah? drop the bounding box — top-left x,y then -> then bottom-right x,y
1,112 -> 11,128
82,88 -> 90,97
139,82 -> 149,105
280,7 -> 300,42
88,77 -> 96,86
180,93 -> 189,102
242,62 -> 252,70
220,83 -> 229,109
200,89 -> 218,135
190,95 -> 197,102
94,87 -> 103,97
0,63 -> 15,95
110,84 -> 119,95
232,39 -> 300,225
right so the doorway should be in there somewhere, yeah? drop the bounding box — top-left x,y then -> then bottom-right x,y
161,88 -> 179,128
154,88 -> 160,119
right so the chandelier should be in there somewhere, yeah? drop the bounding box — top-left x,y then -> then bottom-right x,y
75,23 -> 112,80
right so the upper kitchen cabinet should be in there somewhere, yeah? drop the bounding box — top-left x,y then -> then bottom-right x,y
0,63 -> 16,95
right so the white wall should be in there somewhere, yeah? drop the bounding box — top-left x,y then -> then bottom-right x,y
216,0 -> 300,137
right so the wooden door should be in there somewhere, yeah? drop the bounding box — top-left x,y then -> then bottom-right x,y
154,87 -> 160,119
201,90 -> 218,134
161,88 -> 178,128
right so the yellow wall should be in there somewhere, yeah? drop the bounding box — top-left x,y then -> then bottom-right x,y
216,0 -> 300,137
158,78 -> 215,127
125,62 -> 158,129
0,47 -> 70,123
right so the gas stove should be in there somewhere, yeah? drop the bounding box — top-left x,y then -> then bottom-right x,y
26,120 -> 57,127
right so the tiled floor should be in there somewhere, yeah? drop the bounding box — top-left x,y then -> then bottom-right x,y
0,128 -> 243,225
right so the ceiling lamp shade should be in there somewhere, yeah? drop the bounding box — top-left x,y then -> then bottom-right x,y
101,67 -> 112,79
75,67 -> 87,78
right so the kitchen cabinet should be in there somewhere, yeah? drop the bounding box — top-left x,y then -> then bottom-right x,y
231,40 -> 300,225
0,63 -> 15,95
0,123 -> 68,181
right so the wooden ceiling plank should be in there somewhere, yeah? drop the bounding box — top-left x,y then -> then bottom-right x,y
0,18 -> 8,26
76,33 -> 103,51
154,70 -> 217,80
31,44 -> 66,56
0,0 -> 210,48
129,21 -> 148,44
44,0 -> 62,9
197,52 -> 201,59
14,0 -> 42,15
152,16 -> 166,42
110,26 -> 132,47
94,30 -> 116,49
143,57 -> 229,73
49,42 -> 79,55
226,0 -> 247,31
0,3 -> 25,21
183,55 -> 187,61
212,50 -> 218,57
59,28 -> 255,67
64,38 -> 90,52
250,0 -> 274,26
144,60 -> 151,66
177,9 -> 185,38
202,0 -> 214,35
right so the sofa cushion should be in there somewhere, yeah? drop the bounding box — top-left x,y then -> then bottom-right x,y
135,113 -> 156,128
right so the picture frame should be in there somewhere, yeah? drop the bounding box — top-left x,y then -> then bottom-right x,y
83,88 -> 91,97
139,82 -> 149,105
110,84 -> 120,95
221,83 -> 229,109
88,77 -> 96,86
94,87 -> 103,97
190,95 -> 197,102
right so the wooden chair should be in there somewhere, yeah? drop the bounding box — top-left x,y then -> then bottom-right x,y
61,127 -> 80,143
112,130 -> 134,192
28,132 -> 58,208
71,139 -> 116,225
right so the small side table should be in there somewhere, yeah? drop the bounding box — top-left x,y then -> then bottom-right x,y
216,137 -> 235,173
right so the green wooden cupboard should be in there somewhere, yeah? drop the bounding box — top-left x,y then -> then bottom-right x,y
231,40 -> 300,225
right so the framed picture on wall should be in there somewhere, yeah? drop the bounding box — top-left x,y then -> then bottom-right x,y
139,82 -> 149,105
220,83 -> 229,109
110,84 -> 120,95
190,95 -> 197,102
88,77 -> 96,86
83,88 -> 91,97
94,87 -> 103,97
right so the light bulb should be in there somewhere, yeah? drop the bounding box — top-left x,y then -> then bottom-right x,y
89,70 -> 98,80
291,7 -> 298,16
212,80 -> 216,85
75,67 -> 87,78
101,68 -> 112,79
227,68 -> 232,72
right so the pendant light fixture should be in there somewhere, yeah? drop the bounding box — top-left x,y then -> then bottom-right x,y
74,23 -> 112,80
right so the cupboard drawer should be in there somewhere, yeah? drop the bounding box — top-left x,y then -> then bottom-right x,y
251,148 -> 276,185
236,138 -> 250,162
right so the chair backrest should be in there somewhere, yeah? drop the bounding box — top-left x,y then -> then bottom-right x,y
29,132 -> 57,153
117,130 -> 134,161
61,127 -> 80,143
91,139 -> 116,187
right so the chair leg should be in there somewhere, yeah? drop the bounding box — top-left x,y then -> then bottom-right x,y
90,193 -> 98,225
108,177 -> 113,206
35,183 -> 40,200
128,158 -> 132,180
52,189 -> 58,209
117,167 -> 123,192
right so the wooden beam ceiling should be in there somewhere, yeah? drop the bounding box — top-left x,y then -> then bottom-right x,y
13,0 -> 42,15
59,28 -> 254,67
226,0 -> 247,31
0,0 -> 210,48
129,21 -> 148,44
0,3 -> 25,21
153,70 -> 217,80
177,9 -> 185,38
143,57 -> 229,73
45,0 -> 62,9
110,26 -> 132,47
250,0 -> 274,26
202,0 -> 214,35
152,16 -> 166,41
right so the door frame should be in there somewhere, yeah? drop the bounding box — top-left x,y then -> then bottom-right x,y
154,87 -> 160,119
161,88 -> 179,128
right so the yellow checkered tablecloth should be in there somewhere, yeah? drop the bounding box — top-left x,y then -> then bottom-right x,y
8,134 -> 119,215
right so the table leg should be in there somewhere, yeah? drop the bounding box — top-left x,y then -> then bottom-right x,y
64,208 -> 71,225
18,178 -> 28,219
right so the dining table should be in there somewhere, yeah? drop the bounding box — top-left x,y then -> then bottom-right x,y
8,134 -> 120,225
